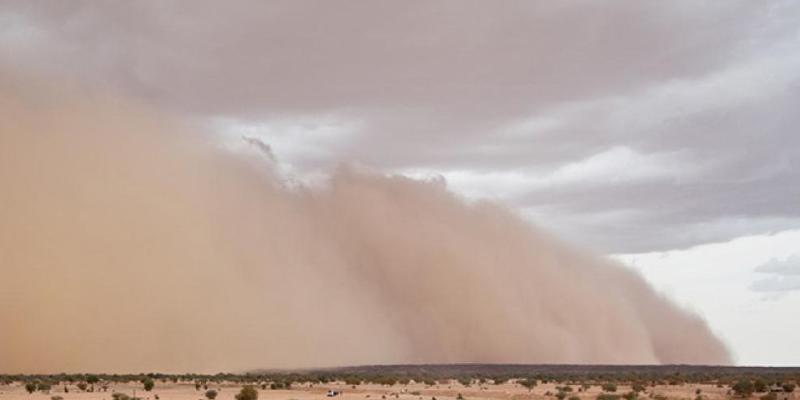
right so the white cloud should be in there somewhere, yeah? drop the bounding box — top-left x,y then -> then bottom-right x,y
615,229 -> 800,366
398,146 -> 690,203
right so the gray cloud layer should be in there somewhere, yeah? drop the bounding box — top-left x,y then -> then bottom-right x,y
1,1 -> 799,253
752,255 -> 800,293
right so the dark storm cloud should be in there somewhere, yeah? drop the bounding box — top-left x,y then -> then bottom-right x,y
1,0 -> 798,253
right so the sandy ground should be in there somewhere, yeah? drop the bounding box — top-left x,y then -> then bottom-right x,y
0,381 -> 738,400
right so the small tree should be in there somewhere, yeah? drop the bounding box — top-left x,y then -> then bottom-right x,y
754,381 -> 767,393
345,377 -> 362,386
602,384 -> 618,393
732,380 -> 754,397
760,393 -> 776,400
519,378 -> 537,391
206,390 -> 218,400
782,384 -> 795,393
112,393 -> 131,400
235,385 -> 258,400
143,378 -> 155,391
25,383 -> 37,394
622,391 -> 637,400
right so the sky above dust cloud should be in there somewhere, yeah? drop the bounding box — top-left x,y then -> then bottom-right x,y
0,1 -> 799,367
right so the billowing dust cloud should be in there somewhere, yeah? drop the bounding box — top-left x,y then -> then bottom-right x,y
0,70 -> 731,373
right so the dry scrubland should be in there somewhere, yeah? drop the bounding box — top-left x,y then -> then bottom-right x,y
0,381 -> 744,400
0,374 -> 796,400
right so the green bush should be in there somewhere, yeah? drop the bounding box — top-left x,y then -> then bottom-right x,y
602,384 -> 618,393
142,378 -> 154,391
732,380 -> 754,397
622,391 -> 637,400
235,385 -> 258,400
206,390 -> 218,400
519,378 -> 537,391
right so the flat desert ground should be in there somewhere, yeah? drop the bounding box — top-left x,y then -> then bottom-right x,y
0,381 -> 738,400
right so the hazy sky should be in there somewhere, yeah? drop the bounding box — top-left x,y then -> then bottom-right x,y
2,1 -> 799,365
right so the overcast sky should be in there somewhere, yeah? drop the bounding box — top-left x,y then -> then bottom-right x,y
2,0 -> 799,365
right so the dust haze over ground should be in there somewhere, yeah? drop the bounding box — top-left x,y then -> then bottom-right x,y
0,69 -> 731,373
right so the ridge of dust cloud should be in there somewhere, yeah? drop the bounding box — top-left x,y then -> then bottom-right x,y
0,70 -> 731,373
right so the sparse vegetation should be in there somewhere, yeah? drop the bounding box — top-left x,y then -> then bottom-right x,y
0,365 -> 798,400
